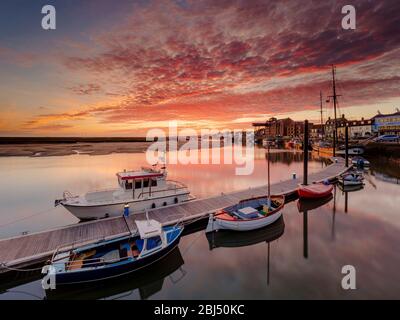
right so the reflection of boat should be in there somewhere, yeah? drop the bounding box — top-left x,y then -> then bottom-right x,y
336,145 -> 365,155
206,195 -> 284,232
46,247 -> 185,300
206,216 -> 285,250
43,220 -> 183,285
338,183 -> 364,193
338,172 -> 364,186
298,182 -> 333,199
55,166 -> 194,220
297,194 -> 333,212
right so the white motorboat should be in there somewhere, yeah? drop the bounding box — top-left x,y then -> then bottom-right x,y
55,167 -> 194,220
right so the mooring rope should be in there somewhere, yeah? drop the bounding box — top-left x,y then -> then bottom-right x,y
0,262 -> 45,272
0,207 -> 56,229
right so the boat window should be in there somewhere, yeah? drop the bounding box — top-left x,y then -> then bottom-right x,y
146,236 -> 162,250
143,179 -> 149,188
125,180 -> 133,190
151,180 -> 157,187
135,180 -> 142,189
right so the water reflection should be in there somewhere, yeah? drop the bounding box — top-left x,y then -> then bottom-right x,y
1,150 -> 400,299
45,247 -> 185,300
297,195 -> 334,259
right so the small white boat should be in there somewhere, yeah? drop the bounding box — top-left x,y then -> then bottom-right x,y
351,156 -> 370,167
56,166 -> 194,220
339,172 -> 364,186
336,146 -> 365,155
206,195 -> 284,232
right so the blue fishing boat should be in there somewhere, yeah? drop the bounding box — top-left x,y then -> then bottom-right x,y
42,219 -> 183,285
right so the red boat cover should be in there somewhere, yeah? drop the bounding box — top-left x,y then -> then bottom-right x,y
298,183 -> 333,199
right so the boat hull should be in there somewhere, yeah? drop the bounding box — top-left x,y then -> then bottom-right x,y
53,235 -> 181,285
62,193 -> 191,220
298,183 -> 334,199
339,179 -> 364,186
214,210 -> 282,232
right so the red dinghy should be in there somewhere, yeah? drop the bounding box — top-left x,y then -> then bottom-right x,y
298,182 -> 333,199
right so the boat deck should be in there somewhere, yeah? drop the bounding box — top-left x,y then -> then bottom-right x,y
0,157 -> 348,273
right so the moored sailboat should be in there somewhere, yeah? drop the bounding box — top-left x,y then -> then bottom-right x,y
206,141 -> 285,232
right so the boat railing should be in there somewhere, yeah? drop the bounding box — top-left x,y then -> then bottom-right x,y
50,233 -> 128,262
51,254 -> 134,270
137,180 -> 189,199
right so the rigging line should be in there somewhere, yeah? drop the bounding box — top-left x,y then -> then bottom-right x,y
0,207 -> 56,229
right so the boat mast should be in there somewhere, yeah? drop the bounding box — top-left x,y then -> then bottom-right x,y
332,66 -> 338,145
327,65 -> 341,155
267,142 -> 271,206
319,91 -> 324,137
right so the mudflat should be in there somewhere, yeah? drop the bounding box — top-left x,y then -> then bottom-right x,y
0,142 -> 153,157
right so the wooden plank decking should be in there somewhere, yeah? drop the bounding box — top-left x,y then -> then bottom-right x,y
0,157 -> 348,272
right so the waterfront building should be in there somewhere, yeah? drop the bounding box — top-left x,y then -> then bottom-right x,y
337,118 -> 373,139
310,124 -> 324,139
325,115 -> 347,139
371,110 -> 400,136
253,117 -> 308,138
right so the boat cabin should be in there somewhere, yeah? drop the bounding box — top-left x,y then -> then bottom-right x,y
116,168 -> 165,198
135,219 -> 168,256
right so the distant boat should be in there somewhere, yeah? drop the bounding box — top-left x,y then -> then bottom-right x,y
336,145 -> 365,155
298,182 -> 333,199
55,166 -> 194,220
351,156 -> 370,167
339,171 -> 364,186
42,219 -> 183,285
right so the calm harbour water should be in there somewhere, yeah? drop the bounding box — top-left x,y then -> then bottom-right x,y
0,147 -> 399,299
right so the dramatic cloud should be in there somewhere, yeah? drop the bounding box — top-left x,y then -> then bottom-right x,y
1,0 -> 400,135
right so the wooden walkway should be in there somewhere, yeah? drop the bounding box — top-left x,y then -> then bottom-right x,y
0,157 -> 348,273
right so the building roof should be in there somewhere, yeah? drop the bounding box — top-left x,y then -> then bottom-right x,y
371,111 -> 400,119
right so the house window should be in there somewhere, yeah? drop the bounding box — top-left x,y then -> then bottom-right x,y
135,180 -> 142,189
143,179 -> 149,188
151,180 -> 157,187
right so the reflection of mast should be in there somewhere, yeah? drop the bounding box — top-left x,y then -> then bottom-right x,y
266,242 -> 270,285
267,142 -> 271,206
344,191 -> 348,213
303,210 -> 308,259
331,184 -> 337,241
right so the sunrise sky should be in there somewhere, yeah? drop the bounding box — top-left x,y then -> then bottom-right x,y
0,0 -> 399,136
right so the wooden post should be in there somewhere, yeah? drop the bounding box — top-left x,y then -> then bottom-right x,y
267,142 -> 271,206
345,125 -> 349,167
303,120 -> 309,185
